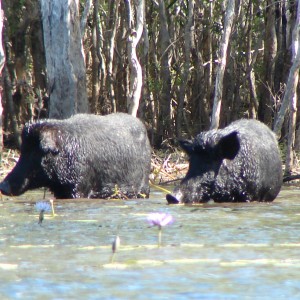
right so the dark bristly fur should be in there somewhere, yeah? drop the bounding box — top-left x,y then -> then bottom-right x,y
166,119 -> 282,204
0,113 -> 151,199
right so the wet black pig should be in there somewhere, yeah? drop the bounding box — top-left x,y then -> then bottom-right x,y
0,113 -> 151,199
166,119 -> 282,204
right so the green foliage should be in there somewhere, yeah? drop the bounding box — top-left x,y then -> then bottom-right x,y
1,0 -> 299,163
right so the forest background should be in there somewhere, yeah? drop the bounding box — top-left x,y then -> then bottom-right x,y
1,0 -> 300,178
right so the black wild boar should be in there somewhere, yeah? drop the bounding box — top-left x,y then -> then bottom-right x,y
0,113 -> 151,199
166,119 -> 282,204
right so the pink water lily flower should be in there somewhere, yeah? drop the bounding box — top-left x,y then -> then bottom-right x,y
147,212 -> 174,247
147,212 -> 174,228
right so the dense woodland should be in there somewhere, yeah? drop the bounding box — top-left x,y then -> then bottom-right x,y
1,0 -> 300,175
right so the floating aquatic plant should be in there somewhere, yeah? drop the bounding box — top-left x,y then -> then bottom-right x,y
147,212 -> 174,247
35,201 -> 51,225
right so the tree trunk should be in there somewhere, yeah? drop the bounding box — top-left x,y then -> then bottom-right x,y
274,0 -> 300,174
274,0 -> 300,137
140,16 -> 149,121
92,0 -> 106,114
80,0 -> 92,36
259,0 -> 277,124
176,0 -> 194,137
246,0 -> 259,118
201,1 -> 214,130
90,0 -> 100,113
157,0 -> 172,143
210,0 -> 235,130
40,0 -> 89,119
2,5 -> 21,148
125,0 -> 144,117
0,0 -> 4,157
105,0 -> 120,113
285,92 -> 297,174
3,66 -> 21,147
29,15 -> 47,121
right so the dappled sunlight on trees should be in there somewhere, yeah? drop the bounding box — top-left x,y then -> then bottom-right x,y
1,0 -> 300,173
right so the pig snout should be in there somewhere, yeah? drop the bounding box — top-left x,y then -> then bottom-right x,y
0,181 -> 12,196
166,189 -> 183,204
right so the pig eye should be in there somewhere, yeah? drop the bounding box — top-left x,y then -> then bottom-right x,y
194,145 -> 213,156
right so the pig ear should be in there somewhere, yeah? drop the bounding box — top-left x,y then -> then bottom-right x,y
217,131 -> 240,160
179,139 -> 194,155
40,130 -> 59,154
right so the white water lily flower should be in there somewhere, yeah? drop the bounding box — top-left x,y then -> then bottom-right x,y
35,201 -> 51,213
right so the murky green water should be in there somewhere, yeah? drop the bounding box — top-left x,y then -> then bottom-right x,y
1,186 -> 300,299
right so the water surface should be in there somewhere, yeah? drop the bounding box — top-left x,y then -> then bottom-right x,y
0,187 -> 300,299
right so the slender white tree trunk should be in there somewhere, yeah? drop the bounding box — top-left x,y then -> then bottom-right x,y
273,0 -> 300,137
40,0 -> 89,119
80,0 -> 92,36
210,0 -> 235,130
125,0 -> 144,117
273,0 -> 300,173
